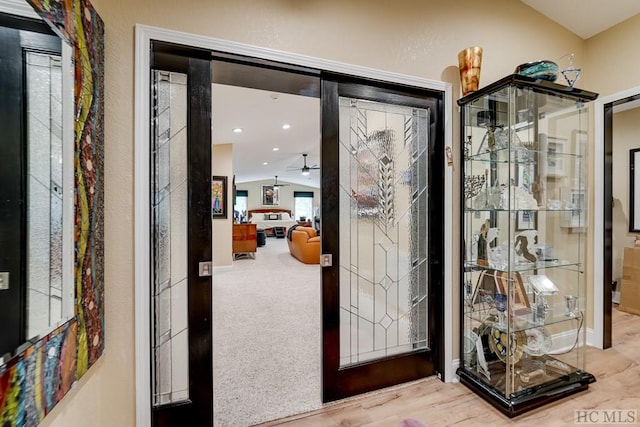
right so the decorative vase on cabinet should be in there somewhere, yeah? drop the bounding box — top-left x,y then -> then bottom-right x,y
457,74 -> 598,417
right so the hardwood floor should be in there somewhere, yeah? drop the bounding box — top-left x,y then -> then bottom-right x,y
258,307 -> 640,427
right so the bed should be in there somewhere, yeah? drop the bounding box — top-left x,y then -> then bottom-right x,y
248,208 -> 298,234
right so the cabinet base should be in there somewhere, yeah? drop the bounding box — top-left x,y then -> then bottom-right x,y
457,368 -> 595,418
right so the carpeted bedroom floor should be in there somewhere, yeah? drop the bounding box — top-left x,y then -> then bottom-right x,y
212,236 -> 322,426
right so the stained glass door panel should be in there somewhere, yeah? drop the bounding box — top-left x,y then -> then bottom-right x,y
150,51 -> 213,426
321,79 -> 444,402
339,98 -> 429,366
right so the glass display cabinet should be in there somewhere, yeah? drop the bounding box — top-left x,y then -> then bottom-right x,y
457,74 -> 598,416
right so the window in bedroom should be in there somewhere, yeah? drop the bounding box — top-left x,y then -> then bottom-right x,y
234,189 -> 248,222
294,191 -> 313,221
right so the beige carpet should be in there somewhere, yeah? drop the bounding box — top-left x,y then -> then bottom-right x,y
212,237 -> 322,426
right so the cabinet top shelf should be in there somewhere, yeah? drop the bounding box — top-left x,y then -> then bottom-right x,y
457,74 -> 599,106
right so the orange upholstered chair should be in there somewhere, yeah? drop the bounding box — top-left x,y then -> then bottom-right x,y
287,226 -> 320,264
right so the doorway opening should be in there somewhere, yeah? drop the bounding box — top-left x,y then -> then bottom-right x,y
595,87 -> 640,350
210,62 -> 323,426
135,25 -> 453,427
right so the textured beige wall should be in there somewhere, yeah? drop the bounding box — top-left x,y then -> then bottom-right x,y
584,13 -> 640,96
213,143 -> 233,266
38,1 -> 593,426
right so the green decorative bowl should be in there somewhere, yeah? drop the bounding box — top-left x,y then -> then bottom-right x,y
514,60 -> 558,81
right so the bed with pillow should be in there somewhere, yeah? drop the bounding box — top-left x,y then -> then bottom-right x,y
248,209 -> 297,233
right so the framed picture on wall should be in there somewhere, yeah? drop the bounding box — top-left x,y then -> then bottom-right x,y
212,176 -> 227,218
517,210 -> 536,230
631,148 -> 640,232
547,136 -> 568,177
262,185 -> 279,206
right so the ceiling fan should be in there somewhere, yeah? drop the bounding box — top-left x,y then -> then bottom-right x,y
272,176 -> 290,189
287,153 -> 320,176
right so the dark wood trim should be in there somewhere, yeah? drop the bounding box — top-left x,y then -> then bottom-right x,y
320,79 -> 340,402
603,103 -> 613,349
0,25 -> 26,356
185,56 -> 213,427
630,148 -> 640,233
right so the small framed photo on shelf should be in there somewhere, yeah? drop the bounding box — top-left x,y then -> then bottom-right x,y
517,210 -> 536,230
546,136 -> 568,177
212,176 -> 227,219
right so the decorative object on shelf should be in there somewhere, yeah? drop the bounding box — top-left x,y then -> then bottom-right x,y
496,271 -> 532,315
546,136 -> 568,176
488,242 -> 509,271
564,295 -> 579,318
458,46 -> 483,96
514,230 -> 538,263
515,235 -> 536,263
504,186 -> 539,210
532,178 -> 544,206
528,275 -> 559,295
516,210 -> 536,231
519,367 -> 545,384
494,293 -> 507,328
470,270 -> 499,308
477,220 -> 491,266
560,53 -> 581,88
514,60 -> 558,81
487,327 -> 526,364
463,135 -> 473,160
463,329 -> 479,365
523,327 -> 552,356
533,294 -> 550,324
535,245 -> 556,261
464,174 -> 486,206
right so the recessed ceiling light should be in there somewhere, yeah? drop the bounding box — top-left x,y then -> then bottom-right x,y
272,147 -> 279,151
263,162 -> 268,165
232,127 -> 243,133
282,124 -> 291,130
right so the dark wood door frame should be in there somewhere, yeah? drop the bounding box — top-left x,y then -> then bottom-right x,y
601,93 -> 640,349
603,102 -> 613,349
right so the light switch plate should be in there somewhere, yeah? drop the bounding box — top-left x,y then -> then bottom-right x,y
0,272 -> 9,290
320,254 -> 332,267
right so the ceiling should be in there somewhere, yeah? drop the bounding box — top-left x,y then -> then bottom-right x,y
212,84 -> 321,188
214,3 -> 640,189
522,0 -> 640,39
